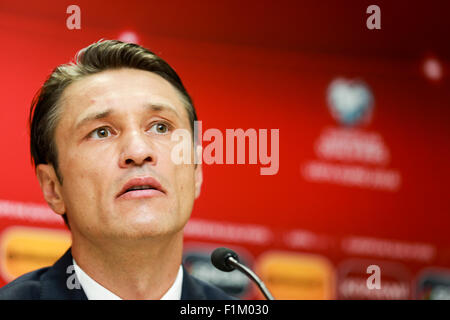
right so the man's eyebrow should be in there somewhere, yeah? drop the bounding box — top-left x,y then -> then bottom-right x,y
74,103 -> 181,130
145,103 -> 181,119
75,109 -> 112,130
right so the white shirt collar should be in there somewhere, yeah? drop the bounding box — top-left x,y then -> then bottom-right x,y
72,258 -> 183,300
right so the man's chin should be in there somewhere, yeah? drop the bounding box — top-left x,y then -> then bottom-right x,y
109,218 -> 184,241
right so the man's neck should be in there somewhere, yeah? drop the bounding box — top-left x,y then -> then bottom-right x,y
70,231 -> 184,300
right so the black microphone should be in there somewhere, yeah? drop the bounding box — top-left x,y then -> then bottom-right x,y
211,247 -> 275,300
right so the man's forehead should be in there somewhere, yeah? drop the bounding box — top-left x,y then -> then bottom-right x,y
58,69 -> 189,125
62,68 -> 180,103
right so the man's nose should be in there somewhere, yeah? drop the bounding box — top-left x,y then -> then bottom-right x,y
118,130 -> 157,168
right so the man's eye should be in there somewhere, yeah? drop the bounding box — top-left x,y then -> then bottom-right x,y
89,127 -> 111,139
149,122 -> 170,134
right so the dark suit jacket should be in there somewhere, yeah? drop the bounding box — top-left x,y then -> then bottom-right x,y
0,248 -> 234,300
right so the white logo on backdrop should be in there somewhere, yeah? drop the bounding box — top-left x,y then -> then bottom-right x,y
302,78 -> 401,192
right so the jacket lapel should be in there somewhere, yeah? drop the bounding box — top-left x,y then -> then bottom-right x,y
40,248 -> 88,300
180,266 -> 208,300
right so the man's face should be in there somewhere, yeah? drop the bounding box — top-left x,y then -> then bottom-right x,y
38,68 -> 202,242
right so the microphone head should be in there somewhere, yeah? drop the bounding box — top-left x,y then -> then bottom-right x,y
211,247 -> 240,272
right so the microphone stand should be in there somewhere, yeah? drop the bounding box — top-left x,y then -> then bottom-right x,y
227,256 -> 275,300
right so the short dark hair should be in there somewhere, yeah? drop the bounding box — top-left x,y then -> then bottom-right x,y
29,39 -> 197,227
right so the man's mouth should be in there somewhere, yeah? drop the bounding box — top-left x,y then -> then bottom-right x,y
125,185 -> 157,192
117,177 -> 166,199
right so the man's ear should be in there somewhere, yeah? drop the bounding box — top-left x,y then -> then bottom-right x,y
194,145 -> 203,199
36,164 -> 66,215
